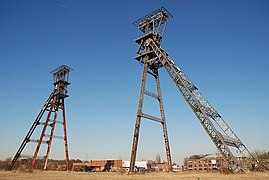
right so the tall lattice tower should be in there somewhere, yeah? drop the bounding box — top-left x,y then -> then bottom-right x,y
9,65 -> 73,171
130,7 -> 265,173
130,7 -> 173,172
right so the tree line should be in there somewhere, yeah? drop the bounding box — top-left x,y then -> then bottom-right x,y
0,157 -> 83,171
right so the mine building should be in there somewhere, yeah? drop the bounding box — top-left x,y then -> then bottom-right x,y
183,153 -> 246,172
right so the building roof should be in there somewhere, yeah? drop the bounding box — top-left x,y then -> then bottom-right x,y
188,153 -> 222,161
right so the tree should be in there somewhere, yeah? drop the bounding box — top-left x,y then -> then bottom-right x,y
248,150 -> 269,171
251,150 -> 269,162
2,157 -> 12,170
155,154 -> 161,163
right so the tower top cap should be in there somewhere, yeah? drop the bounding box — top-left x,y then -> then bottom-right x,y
133,7 -> 173,38
133,7 -> 173,27
51,65 -> 73,83
50,65 -> 73,75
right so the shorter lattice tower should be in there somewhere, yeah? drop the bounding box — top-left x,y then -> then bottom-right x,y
9,65 -> 73,170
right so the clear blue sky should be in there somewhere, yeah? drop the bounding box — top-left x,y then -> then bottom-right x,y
0,0 -> 268,165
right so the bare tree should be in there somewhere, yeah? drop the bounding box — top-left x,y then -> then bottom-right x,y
249,150 -> 269,171
2,157 -> 12,170
155,154 -> 161,163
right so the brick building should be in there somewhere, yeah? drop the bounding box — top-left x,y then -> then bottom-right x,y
183,154 -> 232,172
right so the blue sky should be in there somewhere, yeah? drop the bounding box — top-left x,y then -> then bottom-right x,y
0,0 -> 268,165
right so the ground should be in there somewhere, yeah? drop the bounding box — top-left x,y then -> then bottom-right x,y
0,171 -> 268,180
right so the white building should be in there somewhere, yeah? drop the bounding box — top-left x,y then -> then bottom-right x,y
122,160 -> 147,171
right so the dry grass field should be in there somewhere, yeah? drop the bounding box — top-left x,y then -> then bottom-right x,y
0,171 -> 268,180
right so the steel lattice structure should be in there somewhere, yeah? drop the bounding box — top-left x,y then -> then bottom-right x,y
130,7 -> 265,173
9,65 -> 73,171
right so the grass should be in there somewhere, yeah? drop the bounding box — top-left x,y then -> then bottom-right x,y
0,171 -> 268,180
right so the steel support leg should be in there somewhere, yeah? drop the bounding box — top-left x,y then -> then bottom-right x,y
31,99 -> 56,169
130,65 -> 172,173
62,99 -> 70,171
9,91 -> 55,170
43,106 -> 59,170
130,64 -> 148,173
155,70 -> 172,171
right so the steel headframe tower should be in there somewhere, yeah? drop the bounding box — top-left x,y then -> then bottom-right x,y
130,7 -> 173,173
9,65 -> 73,171
130,7 -> 266,173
